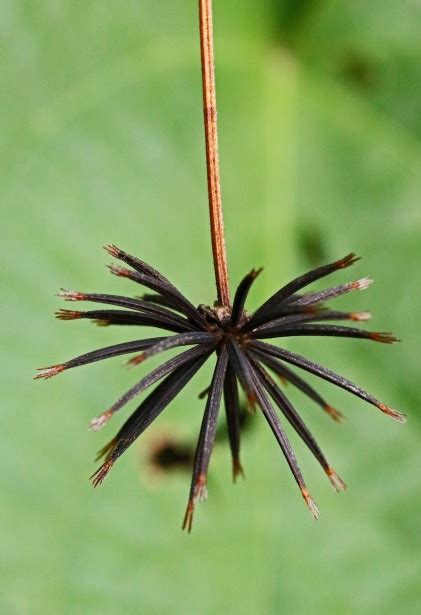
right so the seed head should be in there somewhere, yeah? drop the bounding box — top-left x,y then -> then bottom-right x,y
36,247 -> 405,529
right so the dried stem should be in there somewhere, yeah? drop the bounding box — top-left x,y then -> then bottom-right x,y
199,0 -> 231,306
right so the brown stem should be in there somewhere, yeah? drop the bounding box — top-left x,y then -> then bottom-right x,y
199,0 -> 231,306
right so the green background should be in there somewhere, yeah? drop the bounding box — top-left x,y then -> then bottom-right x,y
2,1 -> 421,613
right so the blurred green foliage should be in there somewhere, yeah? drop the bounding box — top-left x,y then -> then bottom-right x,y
2,1 -> 421,613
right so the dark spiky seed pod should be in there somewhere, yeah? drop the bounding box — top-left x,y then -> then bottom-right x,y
36,246 -> 405,531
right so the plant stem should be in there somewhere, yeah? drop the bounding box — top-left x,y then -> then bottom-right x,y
199,0 -> 231,306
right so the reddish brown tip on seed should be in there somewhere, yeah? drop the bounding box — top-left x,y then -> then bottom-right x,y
350,311 -> 372,322
58,290 -> 86,301
194,473 -> 208,501
301,488 -> 320,519
369,332 -> 400,344
91,460 -> 114,487
34,364 -> 65,380
326,467 -> 347,492
377,403 -> 407,424
324,405 -> 344,422
90,410 -> 113,431
305,305 -> 326,315
246,392 -> 257,411
350,277 -> 373,291
182,501 -> 195,533
127,354 -> 145,367
108,264 -> 130,277
55,309 -> 83,320
337,253 -> 360,269
104,244 -> 121,258
233,458 -> 245,482
182,475 -> 208,532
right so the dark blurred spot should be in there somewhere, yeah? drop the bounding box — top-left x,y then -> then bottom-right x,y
298,226 -> 327,266
149,440 -> 193,473
277,0 -> 323,46
341,51 -> 376,89
280,0 -> 321,29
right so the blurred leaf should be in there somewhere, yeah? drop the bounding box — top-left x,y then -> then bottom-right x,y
2,1 -> 421,614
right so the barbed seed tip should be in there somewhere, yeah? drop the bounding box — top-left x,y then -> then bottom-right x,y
326,467 -> 347,492
377,403 -> 407,424
104,244 -> 121,257
233,458 -> 245,482
337,253 -> 360,268
352,277 -> 373,291
301,488 -> 320,520
108,264 -> 129,277
56,309 -> 83,320
324,405 -> 344,422
369,332 -> 400,344
89,411 -> 113,431
58,290 -> 85,301
351,311 -> 372,322
127,354 -> 145,367
34,364 -> 65,380
182,501 -> 195,533
195,474 -> 208,501
90,460 -> 114,487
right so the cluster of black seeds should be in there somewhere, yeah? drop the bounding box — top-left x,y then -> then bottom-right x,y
36,246 -> 405,531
